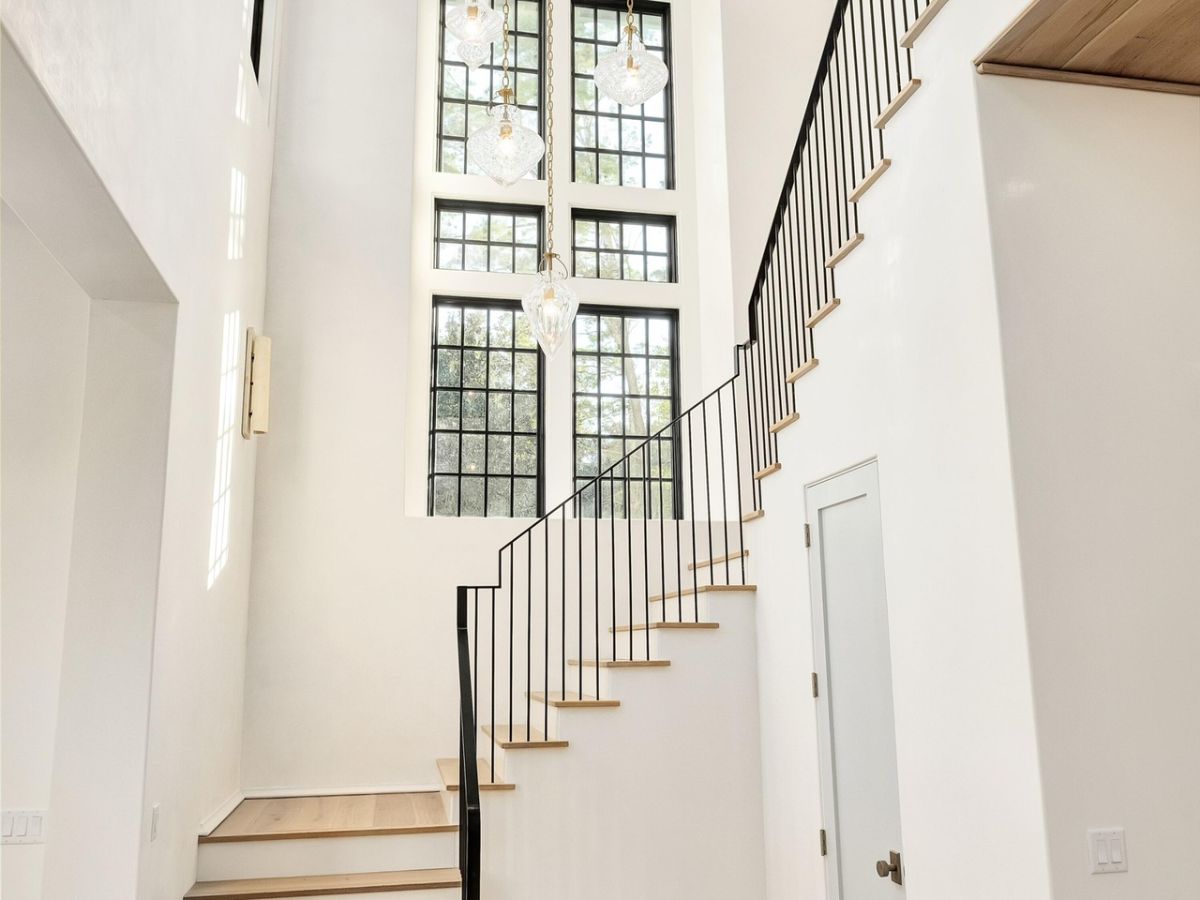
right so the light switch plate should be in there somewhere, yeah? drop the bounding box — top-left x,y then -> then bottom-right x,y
1088,828 -> 1127,874
1,810 -> 47,845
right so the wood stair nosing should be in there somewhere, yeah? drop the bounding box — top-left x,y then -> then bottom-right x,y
198,822 -> 457,844
874,78 -> 923,129
769,412 -> 800,434
436,757 -> 514,791
805,298 -> 841,329
741,509 -> 765,523
787,358 -> 820,384
183,868 -> 462,899
527,690 -> 620,708
481,724 -> 568,749
567,658 -> 671,668
901,0 -> 950,48
648,583 -> 758,603
825,233 -> 864,268
609,621 -> 720,633
688,549 -> 750,571
849,158 -> 892,203
754,462 -> 782,480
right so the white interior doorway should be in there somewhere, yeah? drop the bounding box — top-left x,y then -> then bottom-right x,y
806,461 -> 905,899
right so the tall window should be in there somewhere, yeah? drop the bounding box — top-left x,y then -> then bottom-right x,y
435,200 -> 544,274
438,0 -> 544,175
572,209 -> 675,282
430,298 -> 544,517
571,0 -> 673,189
573,306 -> 678,517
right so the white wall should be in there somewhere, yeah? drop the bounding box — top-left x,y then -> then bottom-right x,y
245,0 -> 741,790
979,76 -> 1200,899
0,205 -> 91,900
1,1 -> 279,895
723,2 -> 1057,897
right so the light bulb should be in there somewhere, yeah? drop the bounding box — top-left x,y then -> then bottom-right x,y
446,1 -> 503,44
523,264 -> 579,358
468,104 -> 545,185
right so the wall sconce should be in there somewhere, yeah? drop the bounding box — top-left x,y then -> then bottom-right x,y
241,327 -> 272,438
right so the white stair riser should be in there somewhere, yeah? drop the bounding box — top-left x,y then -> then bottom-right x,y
196,832 -> 457,881
259,892 -> 457,899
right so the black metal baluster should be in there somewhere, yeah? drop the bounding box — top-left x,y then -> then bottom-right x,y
642,441 -> 651,659
686,411 -> 699,622
526,535 -> 532,739
717,388 -> 730,585
702,400 -> 714,586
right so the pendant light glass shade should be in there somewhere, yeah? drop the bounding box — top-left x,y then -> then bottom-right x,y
522,257 -> 579,358
456,37 -> 492,70
593,37 -> 669,107
446,1 -> 503,44
468,104 -> 546,186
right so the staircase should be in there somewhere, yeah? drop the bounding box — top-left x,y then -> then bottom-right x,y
183,0 -> 951,896
451,0 -> 950,897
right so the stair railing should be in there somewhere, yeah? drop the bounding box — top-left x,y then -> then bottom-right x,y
453,0 -> 934,893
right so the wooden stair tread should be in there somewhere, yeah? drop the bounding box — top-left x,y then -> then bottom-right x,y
436,757 -> 514,791
805,298 -> 841,329
568,658 -> 671,668
754,462 -> 782,480
825,233 -> 864,268
874,78 -> 922,129
688,549 -> 750,571
787,358 -> 820,384
741,509 -> 765,523
610,621 -> 719,633
770,412 -> 800,434
184,868 -> 461,899
649,584 -> 758,603
482,724 -> 568,748
849,158 -> 891,203
200,794 -> 454,843
901,0 -> 950,48
528,691 -> 620,708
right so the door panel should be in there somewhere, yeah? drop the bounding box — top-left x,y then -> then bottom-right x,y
806,462 -> 904,899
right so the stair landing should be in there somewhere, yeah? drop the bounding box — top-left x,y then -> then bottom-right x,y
200,792 -> 455,843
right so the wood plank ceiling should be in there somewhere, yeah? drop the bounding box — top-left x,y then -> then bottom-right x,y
977,0 -> 1200,96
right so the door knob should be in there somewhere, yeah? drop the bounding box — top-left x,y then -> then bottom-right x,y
875,850 -> 902,885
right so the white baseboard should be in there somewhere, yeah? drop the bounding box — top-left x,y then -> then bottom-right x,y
241,783 -> 442,799
198,789 -> 245,836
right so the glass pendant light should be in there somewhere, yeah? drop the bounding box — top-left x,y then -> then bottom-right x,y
593,0 -> 669,107
455,38 -> 492,70
445,0 -> 503,45
522,0 -> 578,358
467,1 -> 545,185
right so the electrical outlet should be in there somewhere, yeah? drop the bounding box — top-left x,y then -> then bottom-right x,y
1,810 -> 48,845
1088,828 -> 1128,874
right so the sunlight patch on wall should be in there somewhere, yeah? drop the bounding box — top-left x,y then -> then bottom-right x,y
227,168 -> 247,260
207,311 -> 241,589
235,62 -> 250,124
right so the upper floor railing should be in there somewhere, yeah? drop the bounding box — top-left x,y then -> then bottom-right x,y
453,0 -> 935,894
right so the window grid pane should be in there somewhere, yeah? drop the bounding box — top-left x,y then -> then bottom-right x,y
439,0 -> 545,176
430,297 -> 544,518
572,209 -> 675,283
571,1 -> 673,189
573,306 -> 678,519
436,200 -> 545,275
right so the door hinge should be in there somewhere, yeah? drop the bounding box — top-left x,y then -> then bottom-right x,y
804,523 -> 811,548
819,828 -> 828,857
811,672 -> 819,698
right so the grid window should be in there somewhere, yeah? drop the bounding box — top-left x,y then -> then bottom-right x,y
429,298 -> 544,518
573,306 -> 678,518
572,210 -> 675,282
439,0 -> 544,176
572,1 -> 672,189
436,200 -> 544,274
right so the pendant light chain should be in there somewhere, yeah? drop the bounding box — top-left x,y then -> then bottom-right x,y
544,0 -> 557,259
500,1 -> 513,102
625,0 -> 636,52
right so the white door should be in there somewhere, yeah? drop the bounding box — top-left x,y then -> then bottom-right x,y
806,461 -> 905,899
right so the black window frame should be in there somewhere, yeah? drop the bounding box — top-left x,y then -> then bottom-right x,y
434,198 -> 546,275
571,208 -> 677,283
428,296 -> 547,519
437,0 -> 547,178
570,0 -> 675,190
572,304 -> 681,519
